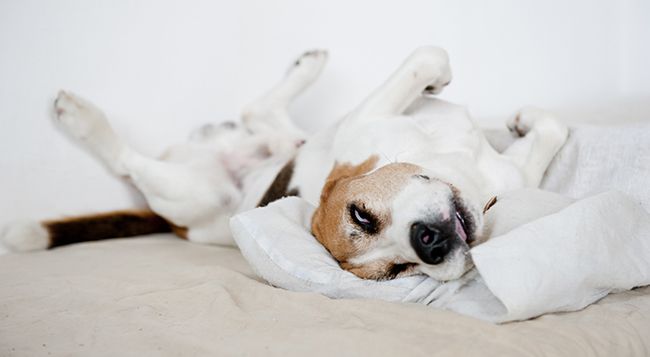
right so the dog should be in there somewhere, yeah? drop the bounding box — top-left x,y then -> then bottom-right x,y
2,46 -> 568,282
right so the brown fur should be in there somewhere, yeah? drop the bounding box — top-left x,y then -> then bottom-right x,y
168,223 -> 189,240
44,208 -> 173,248
341,260 -> 418,280
483,196 -> 498,214
325,156 -> 380,183
312,159 -> 427,279
258,159 -> 299,207
311,156 -> 380,261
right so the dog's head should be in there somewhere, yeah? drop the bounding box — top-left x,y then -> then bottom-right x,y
311,158 -> 483,281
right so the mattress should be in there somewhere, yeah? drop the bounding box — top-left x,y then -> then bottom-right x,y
1,235 -> 649,356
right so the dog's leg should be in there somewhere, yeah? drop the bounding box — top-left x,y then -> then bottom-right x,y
54,91 -> 237,246
346,46 -> 452,125
502,106 -> 569,187
54,91 -> 129,175
241,50 -> 328,138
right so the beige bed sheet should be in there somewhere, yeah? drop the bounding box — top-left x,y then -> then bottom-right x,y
1,234 -> 649,356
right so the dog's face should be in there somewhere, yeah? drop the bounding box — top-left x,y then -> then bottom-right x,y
311,161 -> 483,281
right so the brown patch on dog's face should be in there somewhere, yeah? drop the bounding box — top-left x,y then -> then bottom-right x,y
311,160 -> 424,278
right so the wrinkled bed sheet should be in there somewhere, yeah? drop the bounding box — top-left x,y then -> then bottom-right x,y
1,236 -> 650,356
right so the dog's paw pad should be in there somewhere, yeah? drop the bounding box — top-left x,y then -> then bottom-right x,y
288,50 -> 328,80
293,50 -> 327,66
54,91 -> 109,140
189,122 -> 242,142
506,106 -> 542,137
507,106 -> 566,138
507,114 -> 527,137
55,91 -> 100,118
2,220 -> 50,252
422,80 -> 452,95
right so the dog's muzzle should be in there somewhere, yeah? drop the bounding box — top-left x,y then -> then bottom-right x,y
409,221 -> 455,265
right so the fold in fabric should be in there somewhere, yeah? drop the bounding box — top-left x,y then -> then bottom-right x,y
231,190 -> 650,323
231,124 -> 650,323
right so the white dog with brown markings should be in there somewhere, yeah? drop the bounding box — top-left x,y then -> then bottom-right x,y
2,46 -> 568,282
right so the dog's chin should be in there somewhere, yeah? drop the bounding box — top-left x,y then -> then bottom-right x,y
416,245 -> 474,281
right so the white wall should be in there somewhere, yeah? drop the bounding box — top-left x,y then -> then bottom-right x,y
1,0 -> 649,235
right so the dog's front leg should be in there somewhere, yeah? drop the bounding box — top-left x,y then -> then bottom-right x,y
344,46 -> 452,126
502,106 -> 569,187
323,47 -> 453,167
241,50 -> 328,138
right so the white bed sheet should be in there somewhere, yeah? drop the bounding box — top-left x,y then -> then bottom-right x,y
2,236 -> 649,356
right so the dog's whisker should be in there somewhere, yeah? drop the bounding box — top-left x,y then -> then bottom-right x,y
394,151 -> 408,163
372,142 -> 393,164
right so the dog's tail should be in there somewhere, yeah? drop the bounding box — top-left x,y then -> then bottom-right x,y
1,208 -> 185,252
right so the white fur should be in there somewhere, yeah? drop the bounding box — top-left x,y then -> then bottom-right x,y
50,50 -> 328,247
297,46 -> 568,280
14,47 -> 567,281
2,220 -> 50,252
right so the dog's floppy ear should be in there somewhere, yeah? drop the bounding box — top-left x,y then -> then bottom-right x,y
317,155 -> 380,206
311,156 -> 380,256
318,178 -> 340,205
325,155 -> 380,182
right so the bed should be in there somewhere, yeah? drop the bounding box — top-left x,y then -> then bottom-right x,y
2,103 -> 650,356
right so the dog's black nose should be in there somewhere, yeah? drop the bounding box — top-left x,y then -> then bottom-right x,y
409,222 -> 452,265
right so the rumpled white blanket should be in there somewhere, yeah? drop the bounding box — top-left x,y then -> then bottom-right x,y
231,123 -> 650,323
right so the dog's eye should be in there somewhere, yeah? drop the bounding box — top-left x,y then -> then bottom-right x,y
350,204 -> 378,234
354,209 -> 370,224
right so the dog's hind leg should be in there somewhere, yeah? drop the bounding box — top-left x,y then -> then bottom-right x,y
54,91 -> 238,246
241,50 -> 328,138
502,106 -> 569,187
54,91 -> 130,175
345,46 -> 452,125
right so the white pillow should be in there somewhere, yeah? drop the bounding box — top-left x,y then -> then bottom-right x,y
231,124 -> 650,323
231,190 -> 650,323
230,196 -> 439,303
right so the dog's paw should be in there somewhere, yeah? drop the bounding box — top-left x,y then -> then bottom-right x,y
2,220 -> 50,252
54,91 -> 111,141
506,108 -> 533,137
189,122 -> 247,143
404,47 -> 452,96
288,50 -> 328,82
54,91 -> 129,173
506,106 -> 564,137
